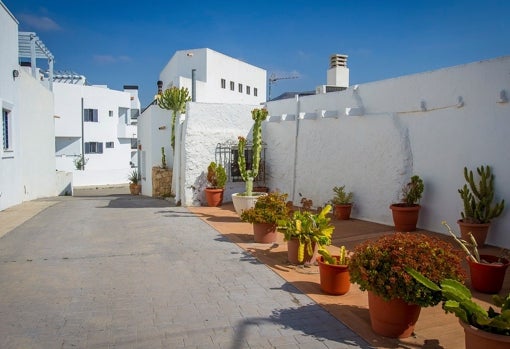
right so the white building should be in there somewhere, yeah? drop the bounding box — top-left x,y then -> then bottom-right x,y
138,48 -> 267,197
0,1 -> 56,211
54,80 -> 140,187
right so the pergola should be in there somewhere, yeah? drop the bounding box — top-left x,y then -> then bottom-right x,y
18,32 -> 54,90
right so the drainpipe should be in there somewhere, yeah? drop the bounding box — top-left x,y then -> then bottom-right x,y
291,94 -> 300,203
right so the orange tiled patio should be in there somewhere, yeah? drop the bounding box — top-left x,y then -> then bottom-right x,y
189,203 -> 510,349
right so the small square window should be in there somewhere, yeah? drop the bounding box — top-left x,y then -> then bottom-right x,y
221,79 -> 226,89
238,83 -> 243,93
109,110 -> 113,117
106,142 -> 114,148
230,81 -> 235,91
246,86 -> 251,95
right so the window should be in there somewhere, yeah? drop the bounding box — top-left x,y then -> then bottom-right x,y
254,88 -> 258,97
84,142 -> 103,154
131,138 -> 137,149
84,109 -> 98,122
221,79 -> 226,89
238,83 -> 243,93
109,110 -> 113,117
2,109 -> 11,150
106,142 -> 114,148
230,81 -> 235,91
246,86 -> 251,95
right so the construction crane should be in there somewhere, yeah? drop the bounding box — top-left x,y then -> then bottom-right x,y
267,73 -> 299,101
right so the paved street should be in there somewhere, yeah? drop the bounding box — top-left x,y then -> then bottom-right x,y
0,194 -> 371,349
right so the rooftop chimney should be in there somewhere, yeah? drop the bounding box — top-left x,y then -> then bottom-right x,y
327,54 -> 349,88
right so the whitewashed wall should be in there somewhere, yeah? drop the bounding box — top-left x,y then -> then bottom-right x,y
263,56 -> 510,248
178,103 -> 259,206
137,104 -> 172,196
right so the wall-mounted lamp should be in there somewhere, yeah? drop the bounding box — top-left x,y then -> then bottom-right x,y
158,126 -> 166,130
498,90 -> 508,104
12,69 -> 19,79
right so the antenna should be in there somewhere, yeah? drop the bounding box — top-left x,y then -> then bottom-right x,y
267,73 -> 299,101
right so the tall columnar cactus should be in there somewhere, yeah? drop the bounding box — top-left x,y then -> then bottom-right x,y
237,108 -> 268,195
458,165 -> 505,223
156,86 -> 191,154
161,147 -> 166,168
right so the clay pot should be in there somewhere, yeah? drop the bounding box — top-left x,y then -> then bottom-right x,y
367,291 -> 421,338
317,256 -> 350,295
252,223 -> 278,243
129,183 -> 141,195
205,188 -> 224,207
286,239 -> 317,265
460,320 -> 510,349
390,204 -> 421,232
457,220 -> 491,246
467,254 -> 509,294
334,204 -> 352,220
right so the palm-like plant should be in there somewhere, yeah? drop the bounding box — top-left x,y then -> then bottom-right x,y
156,86 -> 191,153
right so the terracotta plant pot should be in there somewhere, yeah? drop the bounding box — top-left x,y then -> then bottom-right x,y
457,219 -> 491,246
205,188 -> 224,207
252,223 -> 278,244
460,320 -> 510,349
317,256 -> 350,295
334,204 -> 352,220
389,204 -> 421,232
129,183 -> 141,195
467,254 -> 509,294
286,239 -> 317,265
367,291 -> 422,338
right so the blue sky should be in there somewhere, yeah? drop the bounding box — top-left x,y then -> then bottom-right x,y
5,0 -> 510,107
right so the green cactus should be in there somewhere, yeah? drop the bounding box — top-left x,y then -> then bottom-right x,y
161,147 -> 166,168
207,162 -> 227,189
458,165 -> 505,223
237,108 -> 268,195
406,267 -> 510,335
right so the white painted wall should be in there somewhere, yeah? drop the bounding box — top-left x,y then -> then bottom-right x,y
53,83 -> 139,186
0,2 -> 56,210
178,103 -> 259,206
137,104 -> 172,196
159,48 -> 266,104
262,56 -> 510,248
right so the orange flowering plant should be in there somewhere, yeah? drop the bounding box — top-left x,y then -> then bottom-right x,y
348,232 -> 466,307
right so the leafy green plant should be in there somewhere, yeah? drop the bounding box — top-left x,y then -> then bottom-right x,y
406,267 -> 510,336
458,165 -> 505,224
277,205 -> 334,263
128,169 -> 139,184
237,108 -> 268,196
73,155 -> 88,170
399,175 -> 424,206
318,245 -> 349,265
240,191 -> 289,224
348,232 -> 465,307
156,86 -> 191,153
206,162 -> 227,189
331,185 -> 353,205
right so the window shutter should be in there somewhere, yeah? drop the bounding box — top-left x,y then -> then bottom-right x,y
98,142 -> 103,154
85,142 -> 90,154
93,109 -> 98,122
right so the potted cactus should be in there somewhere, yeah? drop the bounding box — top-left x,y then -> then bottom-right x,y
407,267 -> 510,349
317,246 -> 351,295
232,108 -> 268,215
458,165 -> 505,246
204,162 -> 227,207
390,174 -> 424,231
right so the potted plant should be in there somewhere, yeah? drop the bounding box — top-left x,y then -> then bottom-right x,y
348,232 -> 465,338
330,185 -> 354,220
458,165 -> 505,246
277,205 -> 334,265
128,169 -> 141,195
204,161 -> 227,207
240,191 -> 289,243
443,221 -> 509,294
407,268 -> 510,349
232,108 -> 268,215
317,246 -> 351,295
389,174 -> 424,231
